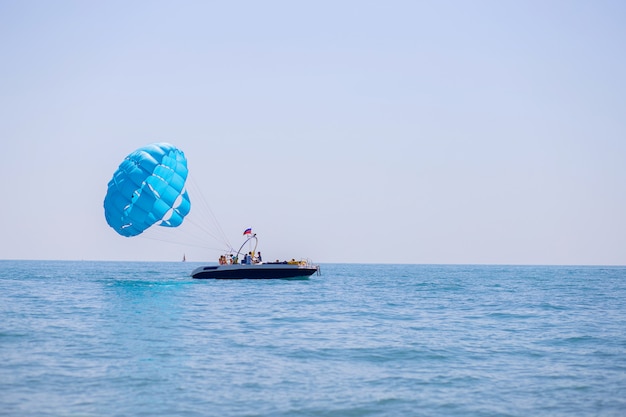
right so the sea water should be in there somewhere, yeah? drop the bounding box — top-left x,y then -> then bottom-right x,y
1,261 -> 625,417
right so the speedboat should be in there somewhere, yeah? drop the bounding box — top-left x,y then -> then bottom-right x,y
191,261 -> 319,279
190,231 -> 319,279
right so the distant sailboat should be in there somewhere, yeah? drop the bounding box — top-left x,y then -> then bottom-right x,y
182,254 -> 186,262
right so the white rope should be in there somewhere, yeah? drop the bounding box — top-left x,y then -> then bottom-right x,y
135,172 -> 234,258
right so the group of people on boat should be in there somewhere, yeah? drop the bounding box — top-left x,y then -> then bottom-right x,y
217,252 -> 309,267
218,251 -> 263,265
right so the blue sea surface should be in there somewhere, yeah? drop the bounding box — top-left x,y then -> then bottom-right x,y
1,261 -> 625,416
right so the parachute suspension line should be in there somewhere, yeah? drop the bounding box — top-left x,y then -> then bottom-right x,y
132,172 -> 235,259
186,173 -> 232,250
138,232 -> 228,253
137,223 -> 230,253
181,215 -> 225,245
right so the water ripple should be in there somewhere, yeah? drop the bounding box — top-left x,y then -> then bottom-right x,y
1,261 -> 625,416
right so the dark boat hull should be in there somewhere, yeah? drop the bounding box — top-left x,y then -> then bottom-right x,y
191,263 -> 319,279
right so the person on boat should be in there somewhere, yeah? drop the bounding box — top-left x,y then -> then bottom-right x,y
257,251 -> 262,263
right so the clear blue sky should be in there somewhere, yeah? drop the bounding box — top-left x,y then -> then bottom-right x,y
1,0 -> 625,265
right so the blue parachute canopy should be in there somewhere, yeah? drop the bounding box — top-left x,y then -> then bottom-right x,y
103,143 -> 191,237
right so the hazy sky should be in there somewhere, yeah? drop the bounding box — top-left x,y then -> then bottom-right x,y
1,0 -> 625,265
